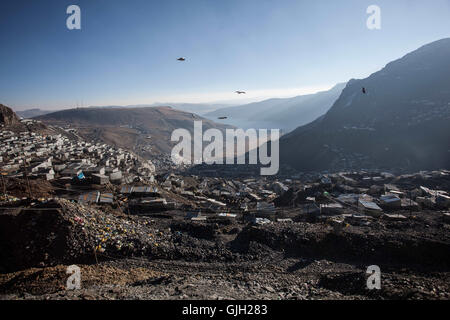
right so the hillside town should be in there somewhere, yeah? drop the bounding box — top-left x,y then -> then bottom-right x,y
1,116 -> 449,221
1,102 -> 450,300
0,122 -> 154,188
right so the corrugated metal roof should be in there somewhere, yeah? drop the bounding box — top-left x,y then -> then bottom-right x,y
120,186 -> 133,194
120,185 -> 158,194
132,186 -> 150,193
99,193 -> 114,203
359,200 -> 382,211
78,191 -> 100,203
257,202 -> 276,212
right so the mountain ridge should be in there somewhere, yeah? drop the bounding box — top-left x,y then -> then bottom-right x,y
279,38 -> 450,172
36,106 -> 234,157
205,83 -> 346,133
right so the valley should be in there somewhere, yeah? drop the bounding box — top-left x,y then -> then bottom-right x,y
1,37 -> 450,301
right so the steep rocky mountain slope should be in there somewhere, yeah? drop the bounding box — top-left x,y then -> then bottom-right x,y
279,38 -> 450,172
0,104 -> 21,126
0,104 -> 66,136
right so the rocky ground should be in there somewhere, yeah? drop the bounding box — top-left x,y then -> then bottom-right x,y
1,258 -> 449,300
0,199 -> 449,300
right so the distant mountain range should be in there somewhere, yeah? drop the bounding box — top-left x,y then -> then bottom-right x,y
204,83 -> 346,133
16,109 -> 55,119
13,38 -> 450,173
279,38 -> 450,172
15,103 -> 232,120
152,103 -> 234,115
85,103 -> 233,115
35,106 -> 233,157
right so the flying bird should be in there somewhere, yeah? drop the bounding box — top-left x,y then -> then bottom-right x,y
235,91 -> 246,94
177,57 -> 186,61
362,87 -> 367,94
218,116 -> 228,120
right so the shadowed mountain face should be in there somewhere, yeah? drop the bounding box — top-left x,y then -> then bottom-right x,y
280,38 -> 450,172
205,83 -> 346,133
0,104 -> 74,137
35,107 -> 233,156
0,104 -> 21,126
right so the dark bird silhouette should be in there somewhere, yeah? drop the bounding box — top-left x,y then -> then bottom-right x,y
177,57 -> 186,61
218,116 -> 228,120
362,87 -> 367,94
235,91 -> 246,94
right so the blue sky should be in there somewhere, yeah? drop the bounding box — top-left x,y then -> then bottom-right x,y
1,0 -> 449,110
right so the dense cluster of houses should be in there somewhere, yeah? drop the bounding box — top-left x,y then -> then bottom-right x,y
151,169 -> 450,225
270,170 -> 450,226
1,127 -> 448,226
0,129 -> 155,185
151,173 -> 292,222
